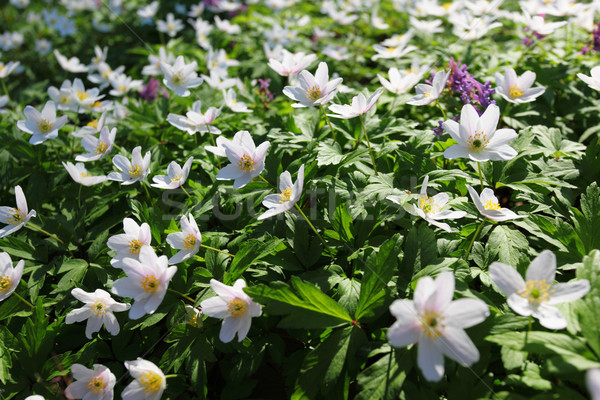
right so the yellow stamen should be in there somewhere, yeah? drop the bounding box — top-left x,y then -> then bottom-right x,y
424,91 -> 431,98
170,174 -> 182,182
418,195 -> 440,215
171,72 -> 184,85
77,90 -> 90,101
227,298 -> 246,318
306,85 -> 323,101
91,101 -> 102,108
141,275 -> 159,293
508,84 -> 524,99
139,371 -> 162,394
420,309 -> 444,339
518,280 -> 553,304
128,164 -> 143,178
128,239 -> 143,255
237,154 -> 255,171
87,119 -> 98,129
60,94 -> 71,104
467,131 -> 490,152
182,233 -> 197,249
38,119 -> 52,133
279,188 -> 292,203
86,376 -> 106,394
95,141 -> 108,154
0,275 -> 11,292
6,208 -> 25,225
484,199 -> 501,210
80,172 -> 92,178
90,300 -> 107,316
101,69 -> 112,79
118,85 -> 127,93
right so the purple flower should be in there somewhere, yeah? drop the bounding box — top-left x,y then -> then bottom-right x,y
139,77 -> 169,101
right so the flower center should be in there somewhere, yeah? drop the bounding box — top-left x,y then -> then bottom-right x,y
0,275 -> 11,292
0,66 -> 4,72
167,23 -> 175,31
467,131 -> 490,152
60,94 -> 71,104
140,371 -> 162,394
484,199 -> 501,210
7,208 -> 25,225
306,85 -> 323,101
87,119 -> 98,129
101,69 -> 112,79
90,300 -> 107,316
424,91 -> 431,98
91,101 -> 102,108
80,171 -> 92,178
237,154 -> 255,171
172,72 -> 184,85
418,195 -> 439,215
508,84 -> 524,98
227,298 -> 246,318
518,279 -> 552,305
118,85 -> 127,93
95,141 -> 108,154
38,119 -> 52,133
141,275 -> 160,293
420,309 -> 444,339
128,239 -> 143,255
183,233 -> 197,249
77,90 -> 90,101
86,376 -> 106,394
170,174 -> 182,182
128,164 -> 143,178
279,187 -> 292,203
188,312 -> 202,327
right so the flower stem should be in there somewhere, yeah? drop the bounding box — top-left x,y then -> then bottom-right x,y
27,223 -> 65,245
164,374 -> 178,379
13,291 -> 34,309
476,162 -> 485,191
463,219 -> 486,260
258,175 -> 271,185
294,203 -> 335,259
1,79 -> 9,101
167,288 -> 195,304
206,125 -> 221,169
200,244 -> 235,258
435,101 -> 447,121
319,104 -> 336,141
181,186 -> 192,198
359,114 -> 378,176
500,102 -> 512,124
143,182 -> 151,200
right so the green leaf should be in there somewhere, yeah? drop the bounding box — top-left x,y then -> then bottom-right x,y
316,142 -> 344,166
355,348 -> 411,400
330,203 -> 354,243
572,183 -> 600,254
355,234 -> 403,321
574,249 -> 600,357
485,331 -> 589,357
244,276 -> 352,329
487,225 -> 529,266
225,238 -> 284,284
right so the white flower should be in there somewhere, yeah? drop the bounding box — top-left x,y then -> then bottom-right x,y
108,73 -> 143,97
268,49 -> 317,77
137,1 -> 159,20
166,214 -> 202,264
206,47 -> 239,76
35,39 -> 52,55
409,17 -> 443,33
200,279 -> 262,343
371,39 -> 417,60
160,55 -> 203,97
142,47 -> 175,76
378,66 -> 423,95
489,250 -> 590,330
371,10 -> 390,29
65,288 -> 131,339
88,45 -> 108,71
17,101 -> 68,145
62,162 -> 109,186
108,146 -> 151,185
64,363 -> 116,400
321,45 -> 352,61
466,185 -> 525,222
0,186 -> 36,239
283,62 -> 343,108
450,12 -> 502,40
205,130 -> 246,157
107,217 -> 152,269
258,165 -> 304,220
578,66 -> 600,92
201,70 -> 237,91
387,271 -> 489,381
54,49 -> 88,73
72,111 -> 110,138
587,368 -> 600,400
151,157 -> 193,190
122,358 -> 166,400
156,13 -> 183,37
495,68 -> 545,103
48,80 -> 76,111
70,78 -> 105,111
223,88 -> 252,113
167,100 -> 222,135
388,175 -> 466,232
0,61 -> 19,79
442,104 -> 517,161
185,304 -> 203,327
407,70 -> 449,106
523,12 -> 567,36
112,246 -> 177,319
0,252 -> 24,302
214,15 -> 241,34
0,95 -> 8,113
76,126 -> 116,162
216,130 -> 270,189
327,88 -> 383,119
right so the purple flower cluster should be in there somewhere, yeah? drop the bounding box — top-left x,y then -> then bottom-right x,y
256,78 -> 275,101
580,22 -> 600,54
139,77 -> 169,101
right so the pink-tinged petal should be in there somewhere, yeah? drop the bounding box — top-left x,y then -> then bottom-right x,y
216,164 -> 244,180
438,326 -> 479,366
279,171 -> 293,192
200,296 -> 229,318
253,141 -> 270,165
489,262 -> 525,296
417,336 -> 445,382
443,145 -> 471,160
122,218 -> 140,236
112,155 -> 130,172
143,289 -> 167,315
443,298 -> 489,328
535,303 -> 567,330
504,68 -> 518,88
168,249 -> 195,264
111,277 -> 139,298
525,250 -> 556,283
210,278 -> 240,298
387,320 -> 421,347
219,316 -> 241,343
494,72 -> 504,89
103,312 -> 120,335
389,299 -> 417,322
233,173 -> 253,189
506,294 -> 533,317
71,363 -> 93,381
522,87 -> 545,100
547,280 -> 590,305
425,271 -> 455,311
129,300 -> 149,320
479,104 -> 499,138
414,276 -> 435,312
234,314 -> 253,342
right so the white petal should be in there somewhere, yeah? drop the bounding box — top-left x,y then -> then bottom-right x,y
548,280 -> 590,305
489,262 -> 526,296
438,326 -> 479,366
417,336 -> 445,382
525,250 -> 556,283
443,298 -> 489,329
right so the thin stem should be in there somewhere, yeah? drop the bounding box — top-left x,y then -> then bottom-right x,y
476,162 -> 484,191
164,374 -> 178,379
1,79 -> 9,101
206,125 -> 221,168
200,243 -> 235,258
258,175 -> 271,185
27,223 -> 65,245
319,104 -> 336,141
294,203 -> 335,259
463,219 -> 486,260
500,102 -> 512,124
167,288 -> 195,304
359,114 -> 378,176
435,101 -> 447,121
143,182 -> 151,200
12,291 -> 34,309
181,186 -> 192,198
